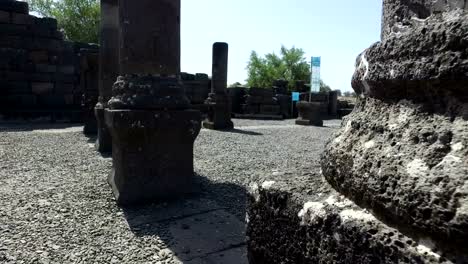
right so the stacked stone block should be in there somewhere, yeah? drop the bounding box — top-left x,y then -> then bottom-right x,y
181,72 -> 210,106
0,0 -> 97,121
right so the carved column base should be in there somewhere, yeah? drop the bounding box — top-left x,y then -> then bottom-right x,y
202,93 -> 234,130
105,109 -> 201,205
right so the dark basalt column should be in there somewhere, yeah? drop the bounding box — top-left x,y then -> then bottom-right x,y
295,101 -> 323,126
202,42 -> 233,130
105,0 -> 201,205
95,0 -> 119,153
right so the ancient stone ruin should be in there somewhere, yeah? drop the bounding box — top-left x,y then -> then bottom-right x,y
0,0 -> 97,121
202,42 -> 234,130
105,0 -> 201,205
95,0 -> 118,153
80,49 -> 99,135
247,0 -> 467,262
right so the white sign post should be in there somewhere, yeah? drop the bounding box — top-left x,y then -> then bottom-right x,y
310,57 -> 321,102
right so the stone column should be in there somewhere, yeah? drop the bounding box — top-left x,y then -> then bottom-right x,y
202,42 -> 233,130
95,0 -> 119,153
295,101 -> 323,126
105,0 -> 201,205
328,91 -> 338,118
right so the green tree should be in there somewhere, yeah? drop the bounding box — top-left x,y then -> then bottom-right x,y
246,45 -> 330,91
320,80 -> 331,93
27,0 -> 100,43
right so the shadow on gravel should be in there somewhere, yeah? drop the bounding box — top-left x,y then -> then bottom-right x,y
222,128 -> 263,136
121,173 -> 248,263
0,122 -> 83,132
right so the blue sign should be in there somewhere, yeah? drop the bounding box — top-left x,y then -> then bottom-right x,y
311,56 -> 321,92
292,92 -> 300,102
312,57 -> 321,67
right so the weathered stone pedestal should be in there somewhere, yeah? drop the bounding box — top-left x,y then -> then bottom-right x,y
106,75 -> 201,205
106,108 -> 201,205
202,42 -> 233,130
295,101 -> 323,126
203,93 -> 233,130
94,103 -> 112,152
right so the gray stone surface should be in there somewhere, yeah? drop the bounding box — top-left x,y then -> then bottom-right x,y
247,176 -> 458,263
323,0 -> 468,258
355,10 -> 468,100
0,119 -> 339,263
381,0 -> 468,40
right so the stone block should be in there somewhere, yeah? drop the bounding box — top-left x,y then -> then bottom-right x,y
29,50 -> 49,63
58,65 -> 75,74
0,36 -> 22,48
105,109 -> 202,205
247,177 -> 467,263
29,72 -> 53,82
0,80 -> 29,94
259,104 -> 281,115
295,101 -> 323,126
4,71 -> 28,81
0,1 -> 29,14
33,17 -> 58,31
0,10 -> 10,23
35,64 -> 57,73
31,82 -> 53,94
37,94 -> 66,107
0,23 -> 28,36
4,95 -> 36,107
30,38 -> 62,52
11,12 -> 34,25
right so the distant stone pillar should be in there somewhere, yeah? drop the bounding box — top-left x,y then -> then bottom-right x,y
328,91 -> 338,118
105,0 -> 201,205
202,42 -> 233,130
295,101 -> 323,126
95,0 -> 119,153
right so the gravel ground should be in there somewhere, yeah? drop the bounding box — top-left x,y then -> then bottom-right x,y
0,118 -> 341,263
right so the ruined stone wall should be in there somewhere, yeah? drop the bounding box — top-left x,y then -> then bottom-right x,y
0,0 -> 98,120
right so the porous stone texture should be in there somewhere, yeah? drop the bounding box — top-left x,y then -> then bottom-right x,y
381,0 -> 468,40
322,0 -> 468,260
108,75 -> 189,110
247,177 -> 454,263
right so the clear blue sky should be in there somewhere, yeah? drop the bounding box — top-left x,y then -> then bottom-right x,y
181,0 -> 383,92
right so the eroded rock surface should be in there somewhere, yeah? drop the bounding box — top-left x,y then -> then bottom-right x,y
322,0 -> 468,259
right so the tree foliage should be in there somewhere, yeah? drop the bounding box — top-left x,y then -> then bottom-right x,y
246,45 -> 331,91
27,0 -> 100,43
246,46 -> 310,90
